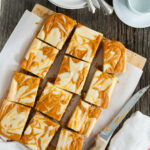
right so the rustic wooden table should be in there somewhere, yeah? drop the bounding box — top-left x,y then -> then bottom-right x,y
0,0 -> 150,146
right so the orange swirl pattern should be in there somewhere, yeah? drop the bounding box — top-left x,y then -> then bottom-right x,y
68,100 -> 102,137
66,24 -> 103,63
55,56 -> 90,95
0,100 -> 31,141
7,72 -> 40,107
37,13 -> 76,50
21,39 -> 59,79
85,70 -> 118,109
103,39 -> 126,73
56,129 -> 84,150
36,82 -> 72,121
20,112 -> 59,150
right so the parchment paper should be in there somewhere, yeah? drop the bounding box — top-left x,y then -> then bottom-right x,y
0,11 -> 143,150
0,10 -> 42,101
83,63 -> 143,149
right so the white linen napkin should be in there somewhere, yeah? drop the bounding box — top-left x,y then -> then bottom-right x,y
109,111 -> 150,150
0,136 -> 28,150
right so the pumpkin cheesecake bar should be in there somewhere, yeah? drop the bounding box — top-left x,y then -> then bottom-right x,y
55,55 -> 90,95
103,39 -> 126,73
56,128 -> 84,150
21,112 -> 59,150
21,38 -> 59,79
7,72 -> 40,107
85,70 -> 118,109
37,13 -> 76,50
67,100 -> 102,137
0,100 -> 31,141
36,82 -> 72,121
66,24 -> 103,63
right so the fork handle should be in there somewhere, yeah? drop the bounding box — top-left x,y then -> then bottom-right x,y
86,0 -> 96,14
98,0 -> 113,15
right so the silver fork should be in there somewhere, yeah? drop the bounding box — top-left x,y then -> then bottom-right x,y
98,0 -> 113,15
86,0 -> 96,14
86,0 -> 113,15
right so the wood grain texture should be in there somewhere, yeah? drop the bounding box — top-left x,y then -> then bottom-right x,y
32,3 -> 55,19
0,0 -> 149,149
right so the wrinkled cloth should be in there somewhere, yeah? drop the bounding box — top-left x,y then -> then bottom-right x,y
0,135 -> 28,150
109,111 -> 150,150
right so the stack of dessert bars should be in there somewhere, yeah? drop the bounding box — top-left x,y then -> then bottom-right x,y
0,13 -> 126,150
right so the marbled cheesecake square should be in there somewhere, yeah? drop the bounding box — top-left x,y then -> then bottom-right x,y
66,24 -> 103,63
56,128 -> 84,150
103,39 -> 126,73
67,100 -> 102,137
0,100 -> 31,141
20,112 -> 59,150
55,55 -> 90,95
21,38 -> 59,79
36,82 -> 72,121
37,13 -> 76,50
7,71 -> 40,107
85,70 -> 118,109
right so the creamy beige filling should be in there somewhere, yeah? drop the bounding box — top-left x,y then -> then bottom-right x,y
21,38 -> 58,79
66,24 -> 103,63
103,39 -> 126,73
7,72 -> 40,107
36,82 -> 72,121
21,112 -> 59,150
55,56 -> 90,94
67,100 -> 102,137
0,101 -> 31,141
56,129 -> 83,150
85,70 -> 118,108
37,13 -> 76,49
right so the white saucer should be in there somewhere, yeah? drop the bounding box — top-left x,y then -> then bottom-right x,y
48,0 -> 86,9
113,0 -> 150,28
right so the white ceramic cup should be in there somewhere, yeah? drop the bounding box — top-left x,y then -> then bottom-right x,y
128,0 -> 150,14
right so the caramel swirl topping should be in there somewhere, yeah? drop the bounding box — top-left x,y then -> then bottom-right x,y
68,100 -> 102,136
21,39 -> 58,79
56,129 -> 83,150
55,56 -> 90,95
36,82 -> 72,121
103,39 -> 126,73
66,24 -> 103,63
7,72 -> 40,107
0,101 -> 30,141
20,112 -> 59,150
38,13 -> 76,49
85,70 -> 118,109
